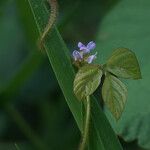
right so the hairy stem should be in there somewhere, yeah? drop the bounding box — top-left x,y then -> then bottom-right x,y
40,0 -> 58,47
79,96 -> 91,150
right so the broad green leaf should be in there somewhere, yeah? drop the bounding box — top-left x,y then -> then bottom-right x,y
96,0 -> 150,149
27,0 -> 123,149
106,48 -> 141,79
102,74 -> 127,120
74,65 -> 102,100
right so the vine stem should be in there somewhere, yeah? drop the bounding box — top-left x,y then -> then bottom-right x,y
39,0 -> 58,48
79,96 -> 91,150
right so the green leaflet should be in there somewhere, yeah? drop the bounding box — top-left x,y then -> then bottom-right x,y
106,48 -> 141,79
102,74 -> 127,120
74,65 -> 102,100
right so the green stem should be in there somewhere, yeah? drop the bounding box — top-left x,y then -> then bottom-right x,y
4,103 -> 48,150
15,143 -> 20,150
79,96 -> 91,150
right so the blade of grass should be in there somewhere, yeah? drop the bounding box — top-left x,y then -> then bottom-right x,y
15,143 -> 21,150
4,103 -> 49,150
27,0 -> 123,149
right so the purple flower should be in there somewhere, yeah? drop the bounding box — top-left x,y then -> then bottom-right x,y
86,52 -> 97,64
72,50 -> 83,61
78,41 -> 96,54
72,41 -> 97,63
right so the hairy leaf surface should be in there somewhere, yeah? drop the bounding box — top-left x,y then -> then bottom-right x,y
102,74 -> 127,120
74,65 -> 102,100
106,48 -> 141,79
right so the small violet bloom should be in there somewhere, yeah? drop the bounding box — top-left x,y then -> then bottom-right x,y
86,52 -> 97,64
72,50 -> 83,61
72,41 -> 97,64
78,41 -> 96,54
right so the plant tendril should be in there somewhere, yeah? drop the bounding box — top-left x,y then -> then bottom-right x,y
39,0 -> 58,48
79,96 -> 91,150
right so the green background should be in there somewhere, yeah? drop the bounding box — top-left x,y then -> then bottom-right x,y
0,0 -> 149,149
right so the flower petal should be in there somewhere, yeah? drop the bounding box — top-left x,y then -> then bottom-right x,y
80,47 -> 90,54
78,42 -> 84,48
86,52 -> 97,64
78,42 -> 87,51
87,41 -> 96,50
72,50 -> 83,61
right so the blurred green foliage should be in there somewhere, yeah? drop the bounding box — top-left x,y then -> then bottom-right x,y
0,0 -> 148,150
96,0 -> 150,149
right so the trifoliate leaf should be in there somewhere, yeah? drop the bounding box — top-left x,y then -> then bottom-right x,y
102,74 -> 127,120
74,65 -> 102,100
106,48 -> 141,79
